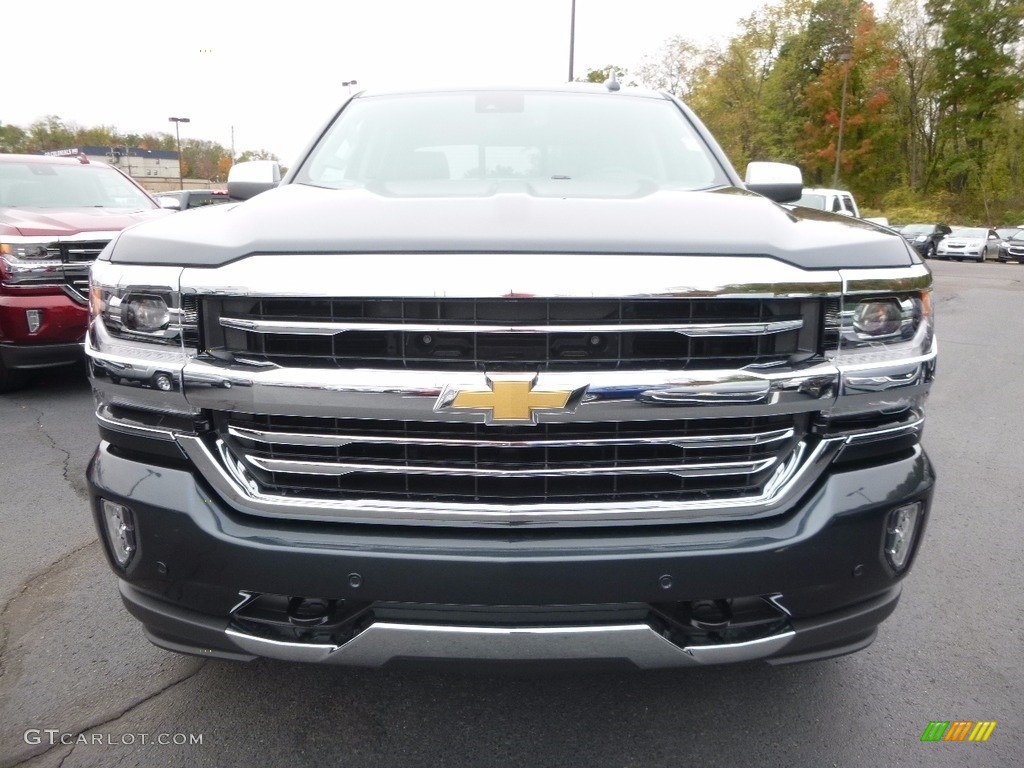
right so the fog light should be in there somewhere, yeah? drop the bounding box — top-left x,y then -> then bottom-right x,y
26,309 -> 43,333
154,373 -> 174,391
101,500 -> 137,567
885,502 -> 923,572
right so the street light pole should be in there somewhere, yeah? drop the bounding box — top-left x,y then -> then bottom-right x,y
832,52 -> 851,188
568,0 -> 576,82
343,80 -> 358,95
168,116 -> 190,190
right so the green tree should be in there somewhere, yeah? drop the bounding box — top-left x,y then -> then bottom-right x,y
636,36 -> 707,100
885,0 -> 943,191
237,149 -> 280,162
25,116 -> 76,152
925,0 -> 1024,218
0,122 -> 28,153
799,2 -> 903,199
689,0 -> 815,169
577,66 -> 635,86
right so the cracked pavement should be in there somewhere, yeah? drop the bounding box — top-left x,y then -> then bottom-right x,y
0,369 -> 201,768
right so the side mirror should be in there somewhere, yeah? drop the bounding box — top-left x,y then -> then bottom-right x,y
227,160 -> 281,201
744,162 -> 803,204
158,196 -> 182,210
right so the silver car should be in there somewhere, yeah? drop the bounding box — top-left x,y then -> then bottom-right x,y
934,227 -> 1001,262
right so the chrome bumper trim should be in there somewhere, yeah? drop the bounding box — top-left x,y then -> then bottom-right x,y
224,622 -> 795,668
95,405 -> 181,441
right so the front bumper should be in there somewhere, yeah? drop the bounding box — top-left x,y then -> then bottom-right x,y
89,441 -> 934,669
0,291 -> 87,370
0,341 -> 83,370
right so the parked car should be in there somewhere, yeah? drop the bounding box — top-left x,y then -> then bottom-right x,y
795,187 -> 860,218
899,223 -> 952,258
0,153 -> 169,392
155,188 -> 232,210
994,227 -> 1020,253
997,231 -> 1024,263
934,227 -> 1001,262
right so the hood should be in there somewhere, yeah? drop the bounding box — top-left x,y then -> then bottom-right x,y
0,207 -> 171,238
106,182 -> 914,270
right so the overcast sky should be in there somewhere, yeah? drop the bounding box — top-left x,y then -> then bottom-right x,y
7,0 -> 776,164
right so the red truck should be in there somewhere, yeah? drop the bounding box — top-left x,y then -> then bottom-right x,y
0,153 -> 169,391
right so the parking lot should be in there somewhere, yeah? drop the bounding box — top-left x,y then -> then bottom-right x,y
0,258 -> 1022,768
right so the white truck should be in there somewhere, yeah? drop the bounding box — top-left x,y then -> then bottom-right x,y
797,187 -> 861,218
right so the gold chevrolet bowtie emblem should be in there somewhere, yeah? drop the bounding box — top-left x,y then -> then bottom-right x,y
437,375 -> 584,424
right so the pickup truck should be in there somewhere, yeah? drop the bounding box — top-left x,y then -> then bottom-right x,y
86,84 -> 936,669
154,188 -> 232,211
0,153 -> 168,392
797,187 -> 861,218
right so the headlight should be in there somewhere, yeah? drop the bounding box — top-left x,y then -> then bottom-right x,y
914,235 -> 927,242
0,242 -> 53,260
89,270 -> 182,345
844,294 -> 930,344
123,295 -> 171,332
853,300 -> 902,337
829,280 -> 935,414
1,239 -> 63,286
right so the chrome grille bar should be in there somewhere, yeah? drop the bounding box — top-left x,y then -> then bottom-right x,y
227,425 -> 796,450
220,317 -> 804,337
245,454 -> 778,479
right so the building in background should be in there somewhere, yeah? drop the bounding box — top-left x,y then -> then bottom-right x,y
42,147 -> 212,191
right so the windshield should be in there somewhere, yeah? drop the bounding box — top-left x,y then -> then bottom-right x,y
0,161 -> 157,209
796,193 -> 826,210
949,228 -> 988,238
901,224 -> 935,235
295,90 -> 730,194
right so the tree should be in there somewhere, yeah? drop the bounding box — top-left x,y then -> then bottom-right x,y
636,36 -> 706,100
925,0 -> 1024,218
182,138 -> 232,181
885,0 -> 943,191
577,65 -> 635,86
798,2 -> 903,198
0,122 -> 28,153
237,149 -> 280,162
217,156 -> 233,181
25,116 -> 76,152
688,0 -> 815,169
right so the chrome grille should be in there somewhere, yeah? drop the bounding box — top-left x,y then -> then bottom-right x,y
48,240 -> 109,302
200,297 -> 823,371
49,240 -> 110,263
215,413 -> 809,506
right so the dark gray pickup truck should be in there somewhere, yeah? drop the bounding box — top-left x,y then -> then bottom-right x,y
85,84 -> 936,670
